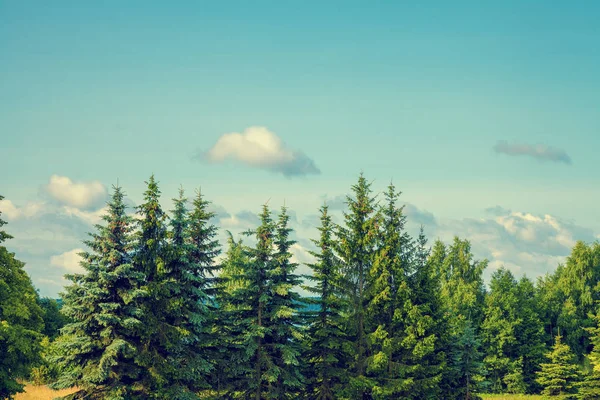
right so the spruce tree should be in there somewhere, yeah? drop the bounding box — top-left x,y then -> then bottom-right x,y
536,334 -> 581,396
335,173 -> 379,398
227,204 -> 276,399
156,188 -> 219,397
449,320 -> 485,400
365,183 -> 412,398
53,185 -> 148,399
303,205 -> 348,400
185,189 -> 223,396
0,195 -> 45,398
268,206 -> 304,398
481,268 -> 521,393
133,175 -> 171,395
212,232 -> 249,396
403,227 -> 448,399
578,309 -> 600,399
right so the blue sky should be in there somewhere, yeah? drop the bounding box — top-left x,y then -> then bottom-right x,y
1,1 -> 599,296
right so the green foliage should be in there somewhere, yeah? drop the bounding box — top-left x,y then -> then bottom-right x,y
0,195 -> 45,398
39,298 -> 69,340
303,205 -> 349,399
536,334 -> 581,396
448,320 -> 486,400
52,185 -> 148,399
577,309 -> 600,399
481,269 -> 546,394
8,174 -> 600,399
335,172 -> 379,397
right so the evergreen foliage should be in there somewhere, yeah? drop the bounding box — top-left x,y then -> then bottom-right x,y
577,309 -> 600,399
52,185 -> 148,399
536,334 -> 581,396
303,205 -> 348,400
0,195 -> 44,398
335,172 -> 379,398
7,174 -> 600,399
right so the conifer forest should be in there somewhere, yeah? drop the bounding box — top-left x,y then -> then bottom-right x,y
2,173 -> 600,400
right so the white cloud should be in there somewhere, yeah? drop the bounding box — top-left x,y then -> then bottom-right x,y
63,206 -> 108,226
44,175 -> 108,209
429,208 -> 598,279
0,199 -> 44,220
198,126 -> 320,177
50,248 -> 85,273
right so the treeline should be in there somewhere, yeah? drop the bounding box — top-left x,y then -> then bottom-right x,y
1,174 -> 600,399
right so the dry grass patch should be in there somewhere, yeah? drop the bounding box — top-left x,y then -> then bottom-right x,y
480,395 -> 544,400
15,385 -> 78,400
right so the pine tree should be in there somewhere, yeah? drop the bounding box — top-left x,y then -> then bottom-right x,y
227,204 -> 277,399
536,334 -> 581,396
449,320 -> 485,400
577,309 -> 600,399
481,268 -> 521,393
303,205 -> 348,400
515,277 -> 546,393
185,189 -> 223,396
0,195 -> 45,399
133,175 -> 171,395
268,206 -> 304,398
403,227 -> 448,399
156,188 -> 219,397
335,173 -> 379,398
365,183 -> 412,398
438,237 -> 487,334
53,185 -> 148,399
212,232 -> 249,397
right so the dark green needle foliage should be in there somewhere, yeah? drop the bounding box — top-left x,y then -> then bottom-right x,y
267,206 -> 305,398
335,173 -> 379,398
133,175 -> 172,395
226,204 -> 277,399
578,309 -> 600,399
303,205 -> 349,400
536,333 -> 581,397
0,195 -> 44,399
52,186 -> 148,399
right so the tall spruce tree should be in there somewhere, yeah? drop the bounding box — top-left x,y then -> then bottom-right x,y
212,232 -> 249,396
403,227 -> 448,399
268,206 -> 304,398
536,334 -> 581,396
185,189 -> 223,395
365,183 -> 412,398
156,188 -> 219,397
0,195 -> 45,399
227,204 -> 277,399
303,205 -> 348,400
335,173 -> 379,398
53,185 -> 148,399
133,175 -> 171,395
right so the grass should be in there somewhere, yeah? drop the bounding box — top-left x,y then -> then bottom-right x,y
14,385 -> 79,400
480,395 -> 544,399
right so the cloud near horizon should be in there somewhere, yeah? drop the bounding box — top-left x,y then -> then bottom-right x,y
493,141 -> 572,164
43,175 -> 108,209
196,126 -> 321,177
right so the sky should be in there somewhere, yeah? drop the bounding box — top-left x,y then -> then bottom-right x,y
1,1 -> 599,297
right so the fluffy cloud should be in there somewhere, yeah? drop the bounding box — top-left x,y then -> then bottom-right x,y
197,126 -> 321,177
0,199 -> 44,220
493,140 -> 572,164
50,248 -> 84,273
44,175 -> 108,209
428,208 -> 597,278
